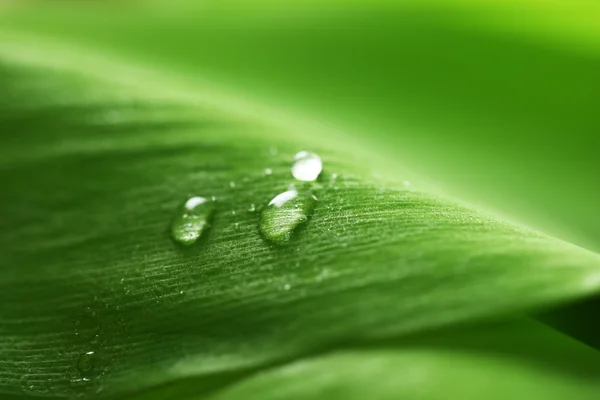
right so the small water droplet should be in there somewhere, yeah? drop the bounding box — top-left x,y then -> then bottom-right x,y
248,204 -> 256,213
291,151 -> 322,181
77,351 -> 95,373
229,181 -> 236,188
264,168 -> 273,175
69,377 -> 91,388
231,210 -> 236,216
171,196 -> 215,245
331,173 -> 338,179
259,189 -> 316,244
90,334 -> 100,345
284,284 -> 291,291
234,222 -> 240,232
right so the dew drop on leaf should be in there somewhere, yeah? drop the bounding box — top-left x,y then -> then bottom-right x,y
291,151 -> 322,181
171,196 -> 215,245
69,377 -> 91,388
259,189 -> 316,244
77,351 -> 95,373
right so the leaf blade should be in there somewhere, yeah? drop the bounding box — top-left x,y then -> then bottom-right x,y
1,23 -> 600,400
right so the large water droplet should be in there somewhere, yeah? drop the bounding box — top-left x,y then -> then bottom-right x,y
291,151 -> 322,181
171,196 -> 215,245
259,189 -> 316,244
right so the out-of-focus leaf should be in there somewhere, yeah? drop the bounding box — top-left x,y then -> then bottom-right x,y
209,320 -> 600,400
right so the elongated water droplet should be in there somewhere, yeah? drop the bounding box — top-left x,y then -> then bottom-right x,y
171,196 -> 215,245
291,151 -> 322,181
69,377 -> 91,388
259,189 -> 316,244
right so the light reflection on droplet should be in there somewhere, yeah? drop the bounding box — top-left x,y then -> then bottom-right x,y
291,151 -> 322,182
171,196 -> 215,245
259,189 -> 316,244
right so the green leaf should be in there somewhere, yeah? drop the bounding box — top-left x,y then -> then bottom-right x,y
209,320 -> 600,400
1,2 -> 600,399
2,0 -> 599,249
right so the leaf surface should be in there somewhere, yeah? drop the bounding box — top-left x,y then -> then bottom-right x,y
1,4 -> 600,399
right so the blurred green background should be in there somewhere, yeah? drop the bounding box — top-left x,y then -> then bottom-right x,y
1,0 -> 598,252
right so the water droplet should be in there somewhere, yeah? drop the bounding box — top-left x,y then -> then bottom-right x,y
229,181 -> 236,188
259,189 -> 316,244
77,351 -> 95,373
234,222 -> 240,232
291,151 -> 322,182
248,204 -> 256,213
171,196 -> 215,245
264,168 -> 273,175
231,210 -> 236,216
90,334 -> 101,345
284,284 -> 291,291
69,377 -> 91,388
